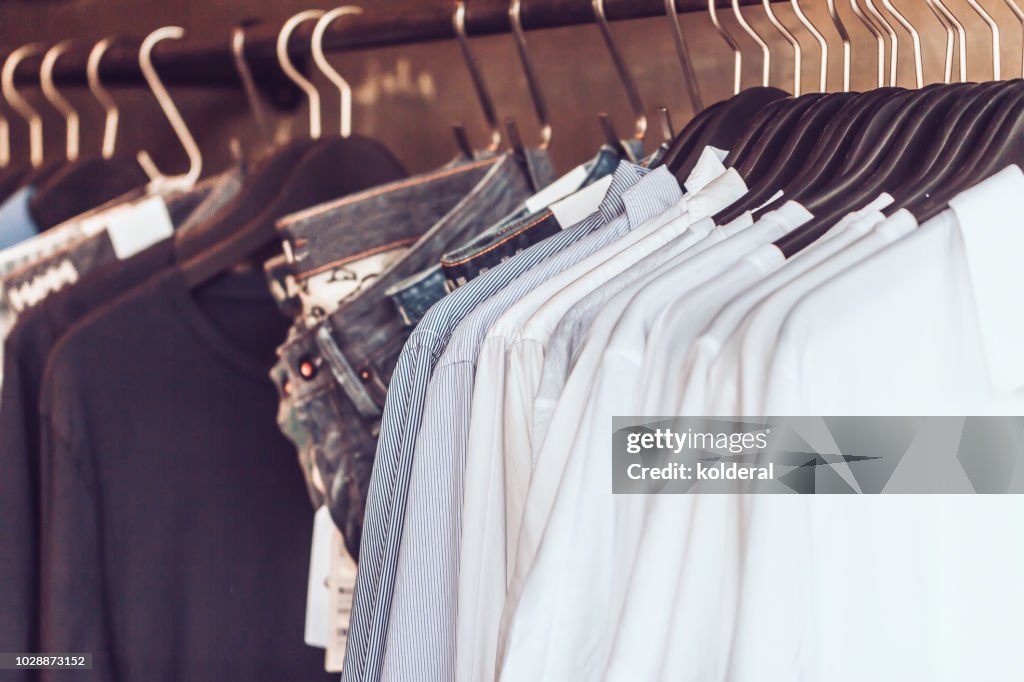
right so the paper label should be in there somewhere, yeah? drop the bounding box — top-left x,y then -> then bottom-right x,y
304,507 -> 334,649
105,196 -> 175,260
524,163 -> 589,215
550,175 -> 613,228
325,530 -> 359,672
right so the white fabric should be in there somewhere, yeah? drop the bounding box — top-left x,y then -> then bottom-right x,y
723,166 -> 1024,682
672,192 -> 893,416
501,164 -> 746,565
496,201 -> 811,682
548,175 -> 613,227
530,170 -> 752,455
704,202 -> 905,416
458,168 -> 680,682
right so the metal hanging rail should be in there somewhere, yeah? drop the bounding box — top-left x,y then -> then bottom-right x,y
9,0 -> 766,93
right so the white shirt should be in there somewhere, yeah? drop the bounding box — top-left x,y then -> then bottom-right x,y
669,193 -> 893,416
726,166 -> 1024,681
500,165 -> 747,569
530,170 -> 749,450
496,201 -> 810,682
457,167 -> 680,682
706,202 -> 902,416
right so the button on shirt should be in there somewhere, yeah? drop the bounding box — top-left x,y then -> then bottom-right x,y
341,161 -> 645,682
496,201 -> 811,682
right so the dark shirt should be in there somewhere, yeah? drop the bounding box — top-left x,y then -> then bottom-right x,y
34,266 -> 331,682
0,240 -> 174,678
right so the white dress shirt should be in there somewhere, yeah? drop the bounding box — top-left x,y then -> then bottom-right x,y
666,192 -> 893,416
496,201 -> 811,682
725,166 -> 1024,682
500,165 -> 747,569
530,169 -> 749,450
456,167 -> 682,682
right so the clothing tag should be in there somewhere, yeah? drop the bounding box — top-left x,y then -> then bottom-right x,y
524,163 -> 589,214
324,530 -> 358,672
300,245 -> 409,321
950,165 -> 1024,394
550,175 -> 613,228
105,196 -> 175,260
304,507 -> 334,649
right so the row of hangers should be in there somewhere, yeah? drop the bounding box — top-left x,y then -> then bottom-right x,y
0,1 -> 1019,288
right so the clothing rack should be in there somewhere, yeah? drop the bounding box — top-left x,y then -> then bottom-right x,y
11,0 -> 766,95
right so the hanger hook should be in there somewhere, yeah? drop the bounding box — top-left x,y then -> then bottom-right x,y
510,0 -> 554,148
762,0 -> 801,95
1004,0 -> 1024,78
41,40 -> 79,162
664,0 -> 703,112
924,0 -> 955,84
312,6 -> 364,139
862,0 -> 898,86
709,0 -> 742,95
592,0 -> 647,140
933,1 -> 966,82
278,9 -> 326,139
453,2 -> 502,152
136,27 -> 202,189
88,37 -> 120,160
231,22 -> 273,146
880,0 -> 923,87
791,1 -> 828,92
2,44 -> 46,168
849,0 -> 886,88
966,0 -> 1001,81
731,0 -> 770,88
827,0 -> 852,92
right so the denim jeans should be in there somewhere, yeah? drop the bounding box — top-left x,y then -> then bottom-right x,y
272,151 -> 545,556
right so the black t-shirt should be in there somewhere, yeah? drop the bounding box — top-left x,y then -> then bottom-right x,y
35,266 -> 331,681
0,240 -> 174,674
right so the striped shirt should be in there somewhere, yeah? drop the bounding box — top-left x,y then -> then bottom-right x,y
380,166 -> 682,682
341,162 -> 649,682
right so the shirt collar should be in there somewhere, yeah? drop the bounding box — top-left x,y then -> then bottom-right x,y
621,166 -> 684,228
684,146 -> 729,194
597,161 -> 650,222
685,166 -> 748,220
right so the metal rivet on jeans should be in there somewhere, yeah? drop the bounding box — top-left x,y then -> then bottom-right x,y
299,356 -> 317,380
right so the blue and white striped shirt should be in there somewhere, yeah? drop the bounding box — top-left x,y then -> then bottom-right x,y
341,162 -> 651,682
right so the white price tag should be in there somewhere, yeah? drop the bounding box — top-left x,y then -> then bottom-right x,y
325,531 -> 359,672
105,195 -> 174,260
304,507 -> 334,649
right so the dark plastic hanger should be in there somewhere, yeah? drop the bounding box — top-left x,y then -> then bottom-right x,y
887,80 -> 1017,214
774,84 -> 972,257
713,92 -> 852,225
27,157 -> 149,231
180,136 -> 405,288
909,83 -> 1024,221
729,94 -> 825,179
667,86 -> 790,182
0,166 -> 28,204
652,100 -> 726,171
748,87 -> 905,219
174,139 -> 319,261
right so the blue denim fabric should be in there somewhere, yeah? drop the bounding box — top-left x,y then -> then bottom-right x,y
271,152 -> 544,557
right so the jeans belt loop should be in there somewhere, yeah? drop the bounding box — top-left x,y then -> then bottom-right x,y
315,324 -> 383,419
